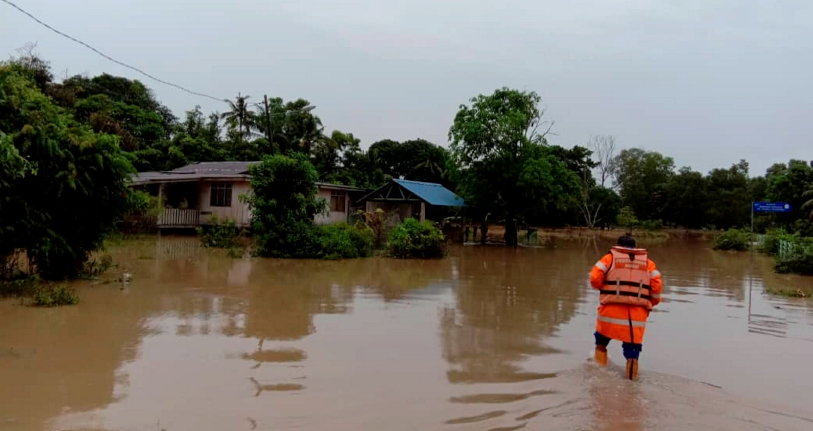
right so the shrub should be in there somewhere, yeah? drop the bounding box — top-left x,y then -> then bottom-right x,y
616,206 -> 638,230
33,283 -> 79,306
712,228 -> 751,251
198,216 -> 241,249
758,229 -> 799,255
775,253 -> 813,276
387,218 -> 446,259
0,275 -> 38,297
82,254 -> 114,278
639,219 -> 664,231
318,222 -> 375,260
246,153 -> 327,258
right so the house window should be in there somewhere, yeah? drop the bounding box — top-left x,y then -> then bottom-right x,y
210,183 -> 232,207
330,191 -> 346,212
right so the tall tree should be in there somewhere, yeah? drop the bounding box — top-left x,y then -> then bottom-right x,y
588,135 -> 616,188
1,62 -> 134,278
705,160 -> 751,229
666,167 -> 708,229
611,148 -> 675,222
221,93 -> 255,141
449,87 -> 578,246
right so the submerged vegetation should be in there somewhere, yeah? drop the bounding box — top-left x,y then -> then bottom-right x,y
2,47 -> 813,280
387,218 -> 447,259
713,228 -> 752,251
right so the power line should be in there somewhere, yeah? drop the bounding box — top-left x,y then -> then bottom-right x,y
2,0 -> 227,103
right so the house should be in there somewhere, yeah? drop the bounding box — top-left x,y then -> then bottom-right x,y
356,178 -> 465,223
130,161 -> 368,229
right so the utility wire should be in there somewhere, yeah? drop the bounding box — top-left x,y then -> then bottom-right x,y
2,0 -> 227,103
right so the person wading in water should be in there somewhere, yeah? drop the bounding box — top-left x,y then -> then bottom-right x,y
589,234 -> 663,380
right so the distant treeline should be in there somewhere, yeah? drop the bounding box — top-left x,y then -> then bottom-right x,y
2,49 -> 812,277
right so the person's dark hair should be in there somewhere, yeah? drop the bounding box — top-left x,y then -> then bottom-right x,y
617,234 -> 636,248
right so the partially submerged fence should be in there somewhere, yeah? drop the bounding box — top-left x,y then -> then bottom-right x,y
778,239 -> 813,259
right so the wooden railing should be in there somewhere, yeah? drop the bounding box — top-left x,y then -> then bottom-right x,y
158,208 -> 200,227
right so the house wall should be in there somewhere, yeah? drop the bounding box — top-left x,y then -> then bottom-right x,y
314,187 -> 350,225
197,180 -> 253,227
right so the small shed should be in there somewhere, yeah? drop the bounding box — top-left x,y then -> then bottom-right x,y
356,179 -> 465,222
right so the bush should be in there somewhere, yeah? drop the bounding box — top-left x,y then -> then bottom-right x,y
775,253 -> 813,276
198,217 -> 241,249
0,275 -> 39,297
318,222 -> 375,260
387,218 -> 446,259
33,283 -> 79,306
758,228 -> 799,255
712,228 -> 751,251
639,219 -> 664,231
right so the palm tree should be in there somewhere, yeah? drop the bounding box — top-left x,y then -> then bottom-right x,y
803,186 -> 813,219
221,93 -> 254,140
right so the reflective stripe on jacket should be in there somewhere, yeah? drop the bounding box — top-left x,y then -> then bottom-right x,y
601,246 -> 653,309
590,248 -> 663,344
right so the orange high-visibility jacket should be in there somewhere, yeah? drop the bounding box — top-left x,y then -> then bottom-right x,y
590,246 -> 663,344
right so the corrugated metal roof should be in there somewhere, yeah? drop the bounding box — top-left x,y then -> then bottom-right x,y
393,179 -> 465,207
130,161 -> 369,192
171,161 -> 260,175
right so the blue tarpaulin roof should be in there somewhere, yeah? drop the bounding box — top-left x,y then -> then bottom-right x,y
393,179 -> 466,207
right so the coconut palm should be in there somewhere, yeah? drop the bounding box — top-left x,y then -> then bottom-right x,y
803,186 -> 813,219
220,93 -> 255,140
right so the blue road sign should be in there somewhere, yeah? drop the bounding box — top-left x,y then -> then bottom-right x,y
753,202 -> 792,213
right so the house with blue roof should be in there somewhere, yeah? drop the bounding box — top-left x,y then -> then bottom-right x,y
356,178 -> 465,223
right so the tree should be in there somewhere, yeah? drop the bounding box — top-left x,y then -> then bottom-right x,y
0,63 -> 134,278
588,135 -> 616,187
666,167 -> 708,229
367,138 -> 451,186
221,93 -> 255,142
449,87 -> 578,246
611,148 -> 674,222
246,153 -> 326,258
705,160 -> 751,229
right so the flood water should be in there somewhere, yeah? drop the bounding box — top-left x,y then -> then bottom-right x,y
2,237 -> 813,431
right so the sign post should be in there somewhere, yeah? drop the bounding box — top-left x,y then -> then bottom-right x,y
749,202 -> 792,321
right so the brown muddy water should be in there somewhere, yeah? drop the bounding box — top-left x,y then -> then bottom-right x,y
2,237 -> 813,431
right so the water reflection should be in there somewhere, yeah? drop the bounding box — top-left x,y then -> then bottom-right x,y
441,246 -> 588,386
1,236 -> 813,431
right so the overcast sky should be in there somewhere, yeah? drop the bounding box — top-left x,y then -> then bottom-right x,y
3,0 -> 811,175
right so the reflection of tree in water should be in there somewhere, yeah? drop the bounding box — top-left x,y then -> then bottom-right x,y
0,286 -> 163,431
441,246 -> 588,384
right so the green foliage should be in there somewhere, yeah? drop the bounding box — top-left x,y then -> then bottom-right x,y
355,208 -> 398,248
33,283 -> 79,307
119,189 -> 162,233
197,216 -> 241,249
82,254 -> 114,278
775,253 -> 813,276
639,219 -> 664,231
318,222 -> 375,260
0,275 -> 38,297
448,87 -> 580,245
387,218 -> 446,259
712,228 -> 751,251
758,229 -> 799,255
248,153 -> 326,258
612,148 -> 675,223
1,63 -> 135,279
616,206 -> 639,229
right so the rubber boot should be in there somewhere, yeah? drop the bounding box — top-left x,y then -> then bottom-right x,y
626,358 -> 638,380
594,345 -> 608,366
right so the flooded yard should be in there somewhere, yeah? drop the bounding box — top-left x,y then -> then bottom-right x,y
2,236 -> 812,431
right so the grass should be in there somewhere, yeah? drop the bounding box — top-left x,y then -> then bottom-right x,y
765,287 -> 811,298
32,283 -> 79,306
